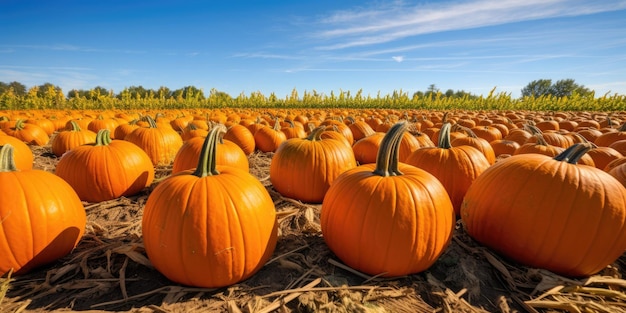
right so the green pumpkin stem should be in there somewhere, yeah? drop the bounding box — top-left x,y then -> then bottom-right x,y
14,119 -> 25,130
437,123 -> 453,149
373,121 -> 407,177
0,144 -> 17,172
68,120 -> 82,131
193,125 -> 227,177
95,130 -> 112,146
554,143 -> 593,164
306,126 -> 326,141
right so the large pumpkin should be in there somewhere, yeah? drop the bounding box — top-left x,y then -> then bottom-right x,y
142,126 -> 278,287
461,143 -> 626,277
270,126 -> 357,203
0,144 -> 86,275
321,122 -> 455,277
56,130 -> 155,203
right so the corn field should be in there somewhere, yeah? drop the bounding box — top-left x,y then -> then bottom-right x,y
1,87 -> 625,111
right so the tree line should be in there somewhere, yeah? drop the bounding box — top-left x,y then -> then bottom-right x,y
0,78 -> 595,102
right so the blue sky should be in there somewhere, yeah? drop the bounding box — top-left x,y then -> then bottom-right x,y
1,0 -> 626,99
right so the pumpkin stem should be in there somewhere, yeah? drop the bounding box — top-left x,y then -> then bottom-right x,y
0,144 -> 17,172
373,121 -> 407,177
437,123 -> 453,149
14,119 -> 25,131
67,120 -> 82,131
554,143 -> 593,164
193,124 -> 227,177
141,115 -> 158,128
94,130 -> 112,146
306,126 -> 326,141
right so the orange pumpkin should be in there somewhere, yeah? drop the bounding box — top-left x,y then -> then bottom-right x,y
142,126 -> 277,287
270,126 -> 357,203
0,135 -> 33,170
51,120 -> 97,157
405,123 -> 490,216
172,133 -> 248,174
0,144 -> 86,275
124,116 -> 183,166
321,122 -> 454,277
461,143 -> 626,277
4,119 -> 49,146
56,130 -> 155,203
223,124 -> 256,155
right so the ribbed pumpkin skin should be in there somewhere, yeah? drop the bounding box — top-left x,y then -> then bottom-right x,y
0,135 -> 33,170
172,136 -> 249,174
124,124 -> 183,166
51,122 -> 97,157
56,132 -> 155,203
0,146 -> 86,275
223,124 -> 256,155
321,163 -> 454,277
321,122 -> 455,277
270,131 -> 357,203
461,152 -> 626,277
142,166 -> 277,287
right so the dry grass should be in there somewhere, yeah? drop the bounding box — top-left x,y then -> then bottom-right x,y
0,138 -> 624,313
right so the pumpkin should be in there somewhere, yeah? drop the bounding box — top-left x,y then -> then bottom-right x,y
124,116 -> 183,166
142,126 -> 278,287
270,126 -> 357,203
0,135 -> 33,170
56,130 -> 155,203
352,132 -> 384,165
594,122 -> 626,147
172,134 -> 248,174
51,120 -> 97,157
347,117 -> 375,143
405,123 -> 490,216
88,115 -> 120,139
451,126 -> 496,164
321,122 -> 454,277
461,143 -> 626,277
223,124 -> 256,155
4,119 -> 49,146
253,118 -> 286,153
608,162 -> 626,187
0,144 -> 86,275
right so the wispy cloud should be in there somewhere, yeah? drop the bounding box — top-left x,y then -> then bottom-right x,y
392,56 -> 404,62
0,44 -> 145,54
313,0 -> 626,50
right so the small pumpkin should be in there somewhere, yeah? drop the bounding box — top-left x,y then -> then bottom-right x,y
461,143 -> 626,277
172,132 -> 248,174
142,126 -> 278,287
56,130 -> 155,202
321,122 -> 454,277
0,144 -> 86,275
51,120 -> 97,157
124,116 -> 183,166
4,119 -> 49,146
405,123 -> 490,216
270,126 -> 357,203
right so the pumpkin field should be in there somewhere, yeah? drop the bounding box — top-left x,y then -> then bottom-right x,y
1,106 -> 626,313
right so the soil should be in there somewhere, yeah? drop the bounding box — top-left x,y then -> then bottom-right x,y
1,138 -> 625,313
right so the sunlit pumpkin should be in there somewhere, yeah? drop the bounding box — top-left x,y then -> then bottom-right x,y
0,144 -> 86,275
321,122 -> 454,277
461,143 -> 626,277
142,126 -> 278,287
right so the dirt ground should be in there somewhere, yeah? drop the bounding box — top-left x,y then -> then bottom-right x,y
1,139 -> 625,313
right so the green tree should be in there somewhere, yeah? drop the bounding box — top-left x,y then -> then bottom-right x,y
521,79 -> 591,98
521,79 -> 553,97
550,79 -> 592,97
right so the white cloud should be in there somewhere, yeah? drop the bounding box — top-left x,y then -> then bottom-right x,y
392,56 -> 404,62
313,0 -> 626,50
